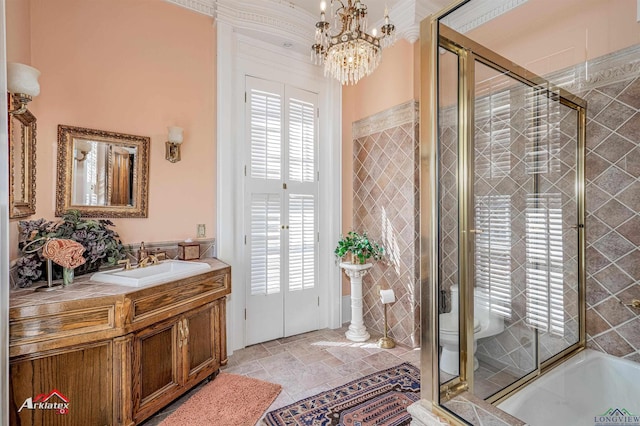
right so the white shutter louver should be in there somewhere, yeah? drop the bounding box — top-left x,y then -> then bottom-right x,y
475,90 -> 511,179
250,194 -> 281,295
525,193 -> 564,335
85,141 -> 98,205
474,194 -> 512,318
288,194 -> 315,292
525,86 -> 561,175
250,89 -> 282,180
288,98 -> 316,183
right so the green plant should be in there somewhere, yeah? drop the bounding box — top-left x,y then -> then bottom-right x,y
16,210 -> 126,287
334,231 -> 384,264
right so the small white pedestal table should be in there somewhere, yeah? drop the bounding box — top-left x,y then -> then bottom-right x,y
339,262 -> 373,342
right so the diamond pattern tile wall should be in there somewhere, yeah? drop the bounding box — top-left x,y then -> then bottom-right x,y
583,75 -> 640,362
351,101 -> 420,348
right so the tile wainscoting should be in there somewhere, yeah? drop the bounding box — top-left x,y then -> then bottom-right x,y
352,101 -> 421,348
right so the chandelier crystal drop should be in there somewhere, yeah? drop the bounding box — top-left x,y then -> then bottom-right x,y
311,0 -> 396,85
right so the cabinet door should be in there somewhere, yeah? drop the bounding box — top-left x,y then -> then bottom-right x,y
132,318 -> 180,424
10,341 -> 113,426
182,302 -> 219,385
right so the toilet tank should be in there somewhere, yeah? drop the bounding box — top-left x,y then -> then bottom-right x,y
449,284 -> 505,330
474,286 -> 505,334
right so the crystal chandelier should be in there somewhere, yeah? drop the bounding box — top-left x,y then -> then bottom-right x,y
311,0 -> 395,85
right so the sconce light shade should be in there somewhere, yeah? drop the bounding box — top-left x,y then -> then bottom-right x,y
168,126 -> 183,144
7,62 -> 41,115
7,63 -> 41,97
75,140 -> 92,162
166,126 -> 183,163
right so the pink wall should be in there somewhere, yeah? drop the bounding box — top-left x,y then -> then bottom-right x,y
6,0 -> 30,65
7,0 -> 216,261
468,0 -> 640,76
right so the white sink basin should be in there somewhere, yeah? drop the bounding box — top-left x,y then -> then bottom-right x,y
90,260 -> 212,287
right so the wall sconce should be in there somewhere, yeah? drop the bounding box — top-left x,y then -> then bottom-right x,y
165,126 -> 183,163
75,140 -> 91,162
7,62 -> 41,116
75,149 -> 89,162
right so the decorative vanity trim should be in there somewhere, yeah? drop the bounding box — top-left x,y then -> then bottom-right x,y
10,304 -> 116,345
130,271 -> 229,323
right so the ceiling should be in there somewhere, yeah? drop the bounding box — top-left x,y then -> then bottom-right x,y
287,0 -> 405,23
184,0 -> 431,21
165,0 -> 528,55
165,0 -> 450,46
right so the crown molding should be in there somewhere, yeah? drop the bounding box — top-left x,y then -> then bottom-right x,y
215,0 -> 315,50
164,0 -> 215,16
165,0 -> 531,50
373,0 -> 448,44
392,0 -> 421,43
441,0 -> 528,34
164,0 -> 529,45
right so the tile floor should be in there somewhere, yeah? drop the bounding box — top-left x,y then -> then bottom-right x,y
142,326 -> 421,425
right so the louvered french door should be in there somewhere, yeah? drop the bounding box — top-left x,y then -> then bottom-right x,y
245,76 -> 319,346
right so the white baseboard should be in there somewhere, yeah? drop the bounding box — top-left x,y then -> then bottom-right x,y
342,295 -> 351,324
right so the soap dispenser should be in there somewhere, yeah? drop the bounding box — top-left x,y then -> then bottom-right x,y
137,241 -> 148,262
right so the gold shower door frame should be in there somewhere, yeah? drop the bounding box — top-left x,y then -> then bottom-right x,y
419,7 -> 587,418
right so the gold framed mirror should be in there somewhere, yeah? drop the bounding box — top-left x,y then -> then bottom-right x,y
56,125 -> 150,218
8,101 -> 37,219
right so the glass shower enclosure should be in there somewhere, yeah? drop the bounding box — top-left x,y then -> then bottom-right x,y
429,16 -> 587,410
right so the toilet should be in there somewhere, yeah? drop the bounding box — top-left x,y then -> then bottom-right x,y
439,284 -> 505,375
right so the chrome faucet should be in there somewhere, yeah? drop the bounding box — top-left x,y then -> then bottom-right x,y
137,254 -> 159,268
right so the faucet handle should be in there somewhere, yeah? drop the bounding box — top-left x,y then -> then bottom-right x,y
625,299 -> 640,309
117,259 -> 132,270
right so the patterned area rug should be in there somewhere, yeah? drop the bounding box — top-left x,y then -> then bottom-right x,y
263,363 -> 420,426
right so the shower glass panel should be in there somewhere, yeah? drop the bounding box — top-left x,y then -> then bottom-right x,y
434,21 -> 585,411
470,59 -> 582,399
537,104 -> 580,363
472,61 -> 538,399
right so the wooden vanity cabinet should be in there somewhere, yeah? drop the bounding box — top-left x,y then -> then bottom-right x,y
132,299 -> 226,424
9,260 -> 231,426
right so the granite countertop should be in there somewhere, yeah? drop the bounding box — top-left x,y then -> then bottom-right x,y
9,258 -> 230,309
